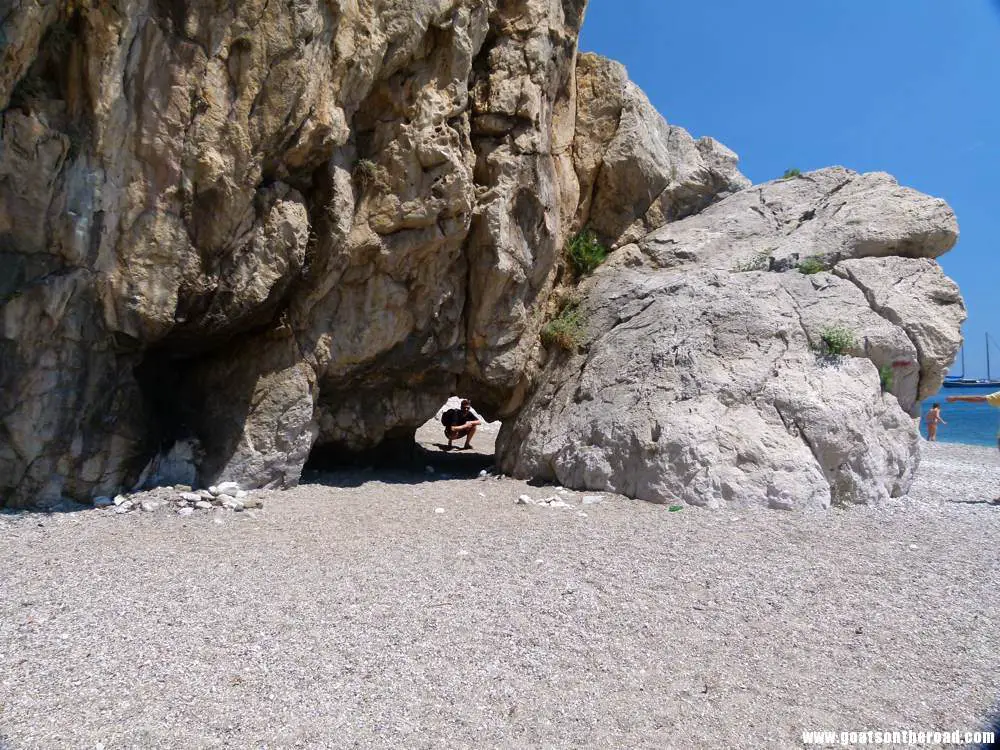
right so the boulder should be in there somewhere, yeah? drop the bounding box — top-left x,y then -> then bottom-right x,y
497,169 -> 963,509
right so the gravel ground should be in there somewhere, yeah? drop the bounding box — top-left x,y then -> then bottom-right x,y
1,440 -> 999,749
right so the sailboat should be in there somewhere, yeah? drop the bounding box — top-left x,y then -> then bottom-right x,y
942,333 -> 1000,388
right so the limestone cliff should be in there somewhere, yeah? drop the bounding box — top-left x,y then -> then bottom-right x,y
0,1 -> 962,510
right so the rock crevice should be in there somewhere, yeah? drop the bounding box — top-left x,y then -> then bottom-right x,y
0,1 -> 965,510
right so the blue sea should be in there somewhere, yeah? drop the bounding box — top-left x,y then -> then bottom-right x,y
920,385 -> 1000,447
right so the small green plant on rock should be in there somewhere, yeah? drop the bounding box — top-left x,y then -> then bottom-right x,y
781,168 -> 802,180
879,365 -> 894,392
818,326 -> 856,357
566,229 -> 608,278
541,300 -> 584,352
353,158 -> 389,192
797,256 -> 826,275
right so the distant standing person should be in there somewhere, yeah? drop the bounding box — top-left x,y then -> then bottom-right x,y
923,402 -> 947,441
441,399 -> 482,451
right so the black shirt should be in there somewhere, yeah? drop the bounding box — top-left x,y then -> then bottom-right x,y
442,408 -> 471,428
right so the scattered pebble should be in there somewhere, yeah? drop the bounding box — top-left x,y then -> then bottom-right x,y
434,507 -> 445,514
582,496 -> 602,505
177,507 -> 194,517
516,494 -> 574,509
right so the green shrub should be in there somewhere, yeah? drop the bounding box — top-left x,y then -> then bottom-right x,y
781,168 -> 802,180
797,256 -> 826,275
566,229 -> 608,278
353,159 -> 388,191
818,326 -> 856,357
541,302 -> 584,352
879,365 -> 894,392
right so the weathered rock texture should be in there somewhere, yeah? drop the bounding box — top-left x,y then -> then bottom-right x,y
0,2 -> 964,510
497,169 -> 964,508
1,0 -> 752,508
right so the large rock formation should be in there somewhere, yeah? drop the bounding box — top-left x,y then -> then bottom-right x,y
0,1 -> 964,510
497,169 -> 964,508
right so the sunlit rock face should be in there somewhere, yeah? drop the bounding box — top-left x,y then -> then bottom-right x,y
0,2 -> 961,510
498,168 -> 963,509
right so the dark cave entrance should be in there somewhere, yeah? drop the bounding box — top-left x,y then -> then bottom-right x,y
302,411 -> 498,480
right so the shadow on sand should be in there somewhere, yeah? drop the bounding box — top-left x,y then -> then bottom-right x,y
301,440 -> 496,490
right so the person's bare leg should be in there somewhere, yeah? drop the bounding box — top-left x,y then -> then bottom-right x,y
462,423 -> 477,449
928,425 -> 937,441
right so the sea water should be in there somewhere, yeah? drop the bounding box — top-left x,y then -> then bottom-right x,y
919,385 -> 1000,447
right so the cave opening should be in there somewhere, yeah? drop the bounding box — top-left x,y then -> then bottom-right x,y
302,404 -> 500,481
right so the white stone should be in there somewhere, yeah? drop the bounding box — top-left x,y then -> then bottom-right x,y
434,507 -> 445,514
208,486 -> 220,496
235,490 -> 248,498
516,495 -> 534,506
113,494 -> 128,506
216,481 -> 241,495
195,501 -> 213,510
179,492 -> 201,503
582,496 -> 602,505
177,507 -> 194,517
139,501 -> 158,512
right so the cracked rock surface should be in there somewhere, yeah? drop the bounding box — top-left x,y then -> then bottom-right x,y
498,169 -> 964,509
0,1 -> 964,511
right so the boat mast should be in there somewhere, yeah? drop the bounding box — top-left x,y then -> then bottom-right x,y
988,333 -> 992,381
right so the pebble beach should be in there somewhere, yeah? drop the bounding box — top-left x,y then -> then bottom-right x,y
1,438 -> 999,749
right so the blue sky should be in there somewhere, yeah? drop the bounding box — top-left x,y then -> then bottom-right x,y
580,0 -> 1000,378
